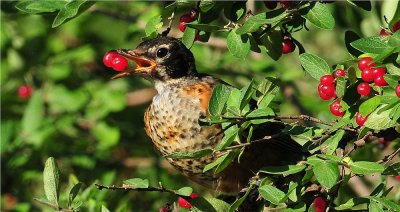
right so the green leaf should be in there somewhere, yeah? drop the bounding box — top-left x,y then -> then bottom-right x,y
282,181 -> 298,202
185,23 -> 223,32
164,148 -> 213,159
382,162 -> 400,175
239,81 -> 254,110
68,183 -> 82,208
199,0 -> 215,12
209,84 -> 231,116
43,157 -> 60,206
226,88 -> 241,116
364,105 -> 398,130
303,2 -> 335,30
215,125 -> 239,150
15,0 -> 67,13
335,77 -> 346,98
299,53 -> 331,80
145,16 -> 163,36
214,150 -> 238,174
313,160 -> 339,189
259,185 -> 285,205
182,25 -> 197,49
369,201 -> 384,212
335,197 -> 369,210
176,187 -> 193,196
384,75 -> 400,89
368,196 -> 400,211
350,36 -> 392,54
22,91 -> 44,136
101,205 -> 110,212
350,161 -> 385,174
359,96 -> 382,117
227,30 -> 251,59
260,165 -> 306,175
123,178 -> 149,189
191,196 -> 230,212
321,129 -> 345,155
236,9 -> 287,34
228,184 -> 254,212
52,1 -> 91,28
259,28 -> 283,61
203,151 -> 237,174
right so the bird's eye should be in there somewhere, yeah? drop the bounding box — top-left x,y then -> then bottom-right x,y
156,48 -> 169,58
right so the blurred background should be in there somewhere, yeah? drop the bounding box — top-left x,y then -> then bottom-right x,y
1,1 -> 398,211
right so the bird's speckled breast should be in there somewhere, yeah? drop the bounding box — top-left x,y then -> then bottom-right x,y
144,79 -> 222,186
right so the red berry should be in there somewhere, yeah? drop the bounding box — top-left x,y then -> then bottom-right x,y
180,14 -> 192,23
190,9 -> 199,20
178,21 -> 187,32
103,52 -> 118,68
361,68 -> 374,82
356,112 -> 368,126
395,84 -> 400,98
371,67 -> 386,79
380,28 -> 390,37
334,69 -> 346,78
189,193 -> 199,198
280,0 -> 292,9
330,99 -> 345,117
313,197 -> 326,212
392,21 -> 400,32
358,57 -> 375,71
395,176 -> 400,181
18,84 -> 32,100
357,82 -> 371,96
112,56 -> 128,71
320,75 -> 334,85
374,75 -> 388,86
264,1 -> 278,9
318,83 -> 336,100
282,39 -> 295,54
177,197 -> 192,208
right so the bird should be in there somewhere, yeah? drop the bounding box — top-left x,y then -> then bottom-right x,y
111,37 -> 303,195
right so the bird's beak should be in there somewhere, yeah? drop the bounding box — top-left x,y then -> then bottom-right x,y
111,49 -> 156,80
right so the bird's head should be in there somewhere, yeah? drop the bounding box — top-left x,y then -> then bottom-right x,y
111,37 -> 198,81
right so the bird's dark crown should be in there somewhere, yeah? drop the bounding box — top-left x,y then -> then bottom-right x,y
134,37 -> 198,81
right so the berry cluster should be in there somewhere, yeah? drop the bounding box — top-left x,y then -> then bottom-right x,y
178,9 -> 200,41
263,1 -> 294,10
103,52 -> 128,71
317,56 -> 399,127
177,193 -> 198,209
358,57 -> 387,88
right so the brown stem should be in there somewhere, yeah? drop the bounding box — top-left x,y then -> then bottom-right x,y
377,147 -> 400,164
95,183 -> 177,195
223,133 -> 283,151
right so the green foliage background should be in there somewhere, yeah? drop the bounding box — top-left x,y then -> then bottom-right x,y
1,1 -> 399,211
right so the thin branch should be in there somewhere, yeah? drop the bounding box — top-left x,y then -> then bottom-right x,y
33,198 -> 73,212
222,114 -> 358,133
344,132 -> 372,157
223,133 -> 283,151
95,183 -> 177,195
161,8 -> 176,36
377,147 -> 400,164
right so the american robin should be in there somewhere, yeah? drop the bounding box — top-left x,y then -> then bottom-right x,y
111,37 -> 303,194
